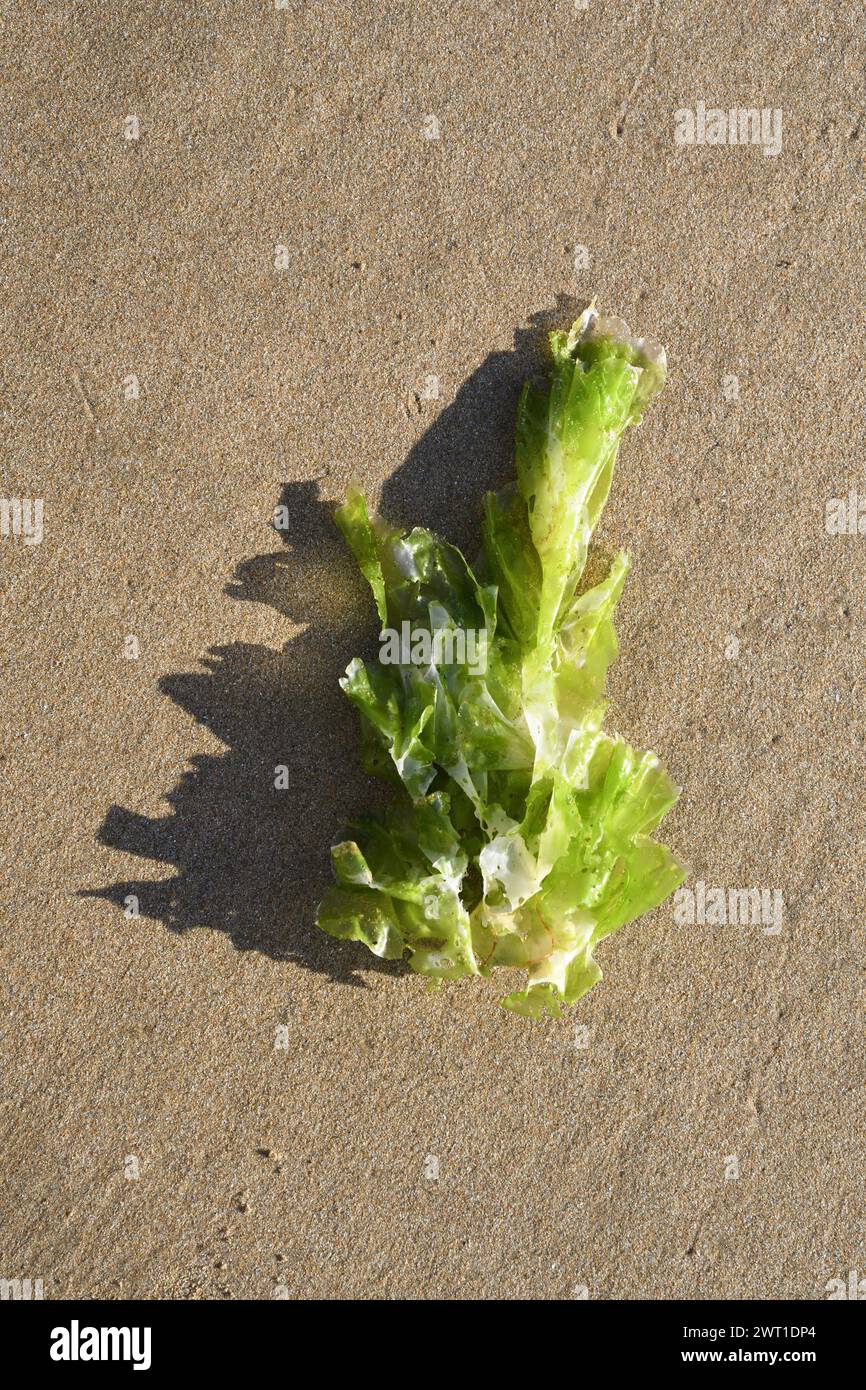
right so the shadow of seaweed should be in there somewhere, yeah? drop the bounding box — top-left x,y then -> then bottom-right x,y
83,300 -> 578,980
381,296 -> 578,547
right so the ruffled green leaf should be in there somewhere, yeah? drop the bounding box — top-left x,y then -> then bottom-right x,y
317,306 -> 685,1016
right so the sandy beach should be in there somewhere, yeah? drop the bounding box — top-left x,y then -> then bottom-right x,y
2,0 -> 864,1298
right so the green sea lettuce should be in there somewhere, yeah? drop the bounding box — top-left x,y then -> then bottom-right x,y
316,306 -> 685,1017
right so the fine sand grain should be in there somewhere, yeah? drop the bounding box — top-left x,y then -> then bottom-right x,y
1,1 -> 864,1298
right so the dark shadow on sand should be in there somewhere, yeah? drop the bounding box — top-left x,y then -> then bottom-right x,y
82,299 -> 578,983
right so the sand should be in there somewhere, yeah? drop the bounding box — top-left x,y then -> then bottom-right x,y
2,0 -> 864,1299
